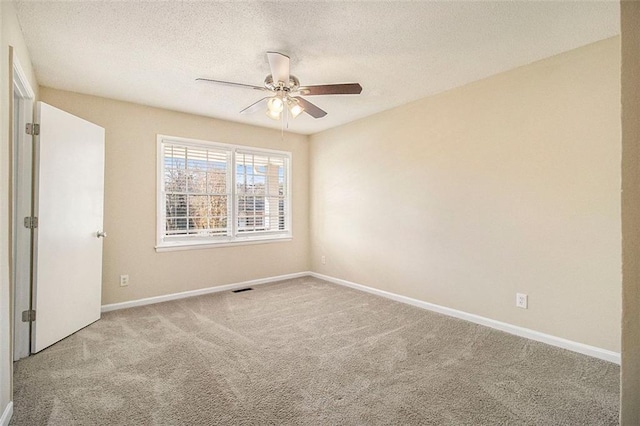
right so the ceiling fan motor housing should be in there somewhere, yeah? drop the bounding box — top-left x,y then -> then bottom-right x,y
264,74 -> 300,92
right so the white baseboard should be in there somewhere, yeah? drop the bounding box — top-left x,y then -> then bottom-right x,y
1,402 -> 13,426
100,270 -> 620,365
101,271 -> 310,313
310,272 -> 621,365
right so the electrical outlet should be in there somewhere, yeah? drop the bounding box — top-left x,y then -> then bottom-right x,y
120,275 -> 129,287
516,293 -> 528,309
321,255 -> 326,265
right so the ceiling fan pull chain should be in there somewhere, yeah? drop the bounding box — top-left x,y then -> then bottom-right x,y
285,107 -> 290,131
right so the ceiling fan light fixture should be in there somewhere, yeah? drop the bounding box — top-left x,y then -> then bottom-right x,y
266,108 -> 281,120
267,96 -> 284,114
287,98 -> 304,119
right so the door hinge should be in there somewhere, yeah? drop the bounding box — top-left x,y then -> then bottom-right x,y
26,123 -> 40,135
23,216 -> 38,229
21,310 -> 36,322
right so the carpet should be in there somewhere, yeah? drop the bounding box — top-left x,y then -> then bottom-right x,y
11,276 -> 620,425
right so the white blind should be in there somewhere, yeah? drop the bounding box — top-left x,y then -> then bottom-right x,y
163,143 -> 231,239
235,150 -> 288,235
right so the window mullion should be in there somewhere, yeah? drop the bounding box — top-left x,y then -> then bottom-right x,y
185,148 -> 190,235
230,149 -> 237,239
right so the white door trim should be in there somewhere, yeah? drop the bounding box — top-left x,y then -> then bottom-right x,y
13,54 -> 35,99
12,53 -> 35,361
0,402 -> 13,426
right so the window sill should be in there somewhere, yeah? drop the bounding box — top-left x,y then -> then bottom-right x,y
155,235 -> 293,252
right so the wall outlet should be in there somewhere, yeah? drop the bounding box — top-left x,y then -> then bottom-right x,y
516,293 -> 528,309
120,275 -> 129,287
321,255 -> 326,265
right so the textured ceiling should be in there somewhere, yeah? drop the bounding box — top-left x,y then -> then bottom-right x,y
14,1 -> 619,135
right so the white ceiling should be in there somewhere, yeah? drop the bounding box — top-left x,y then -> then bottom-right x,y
14,1 -> 619,135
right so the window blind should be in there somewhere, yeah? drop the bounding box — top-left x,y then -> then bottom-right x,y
236,150 -> 288,235
163,143 -> 231,239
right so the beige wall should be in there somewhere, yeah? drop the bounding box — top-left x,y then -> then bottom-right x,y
621,2 -> 640,423
1,0 -> 39,418
310,37 -> 621,352
39,88 -> 310,305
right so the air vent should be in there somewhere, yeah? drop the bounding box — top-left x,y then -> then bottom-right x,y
232,288 -> 253,293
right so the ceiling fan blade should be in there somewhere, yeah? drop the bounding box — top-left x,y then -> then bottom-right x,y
196,78 -> 267,91
297,83 -> 362,96
266,52 -> 290,85
295,96 -> 327,119
240,97 -> 270,114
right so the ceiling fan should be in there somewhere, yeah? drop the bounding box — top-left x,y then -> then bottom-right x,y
197,52 -> 362,121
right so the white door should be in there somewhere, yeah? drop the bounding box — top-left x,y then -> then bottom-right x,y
32,102 -> 105,353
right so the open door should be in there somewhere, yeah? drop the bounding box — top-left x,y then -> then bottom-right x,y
31,102 -> 105,353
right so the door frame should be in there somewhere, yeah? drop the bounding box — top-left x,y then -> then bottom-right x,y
11,52 -> 35,361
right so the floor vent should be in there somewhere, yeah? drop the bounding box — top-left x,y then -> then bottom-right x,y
232,288 -> 253,293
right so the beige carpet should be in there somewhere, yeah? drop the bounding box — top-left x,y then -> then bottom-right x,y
11,277 -> 619,425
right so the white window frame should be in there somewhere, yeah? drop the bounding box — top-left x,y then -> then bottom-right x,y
156,135 -> 292,252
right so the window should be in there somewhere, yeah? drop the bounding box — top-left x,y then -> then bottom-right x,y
157,135 -> 291,250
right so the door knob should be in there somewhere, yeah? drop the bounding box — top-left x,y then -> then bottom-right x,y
96,231 -> 107,238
